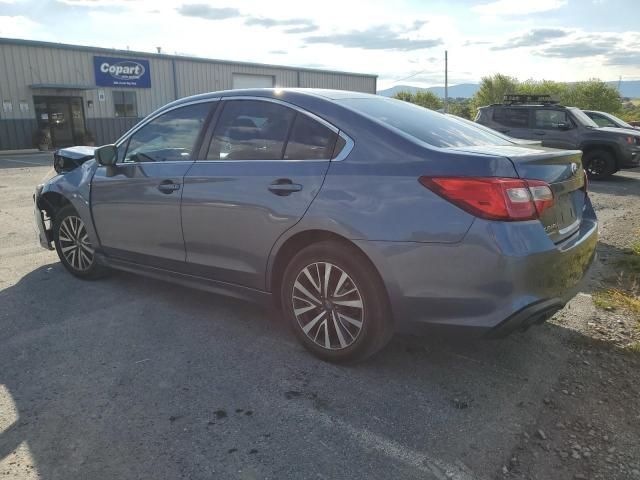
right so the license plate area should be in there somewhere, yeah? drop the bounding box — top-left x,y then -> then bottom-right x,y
555,194 -> 580,236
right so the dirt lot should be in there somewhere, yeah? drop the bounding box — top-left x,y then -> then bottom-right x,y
0,153 -> 638,480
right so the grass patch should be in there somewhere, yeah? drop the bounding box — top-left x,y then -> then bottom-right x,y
616,253 -> 640,274
626,342 -> 640,354
593,288 -> 640,315
595,230 -> 640,319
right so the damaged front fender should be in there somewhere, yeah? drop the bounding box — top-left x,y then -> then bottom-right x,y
34,159 -> 100,251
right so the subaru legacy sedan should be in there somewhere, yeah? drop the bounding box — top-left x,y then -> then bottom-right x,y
34,89 -> 598,362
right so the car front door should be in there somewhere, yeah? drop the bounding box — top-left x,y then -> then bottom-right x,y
91,101 -> 213,265
533,108 -> 580,149
181,98 -> 340,290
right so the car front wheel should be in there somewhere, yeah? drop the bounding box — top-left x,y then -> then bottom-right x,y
583,149 -> 616,180
53,205 -> 107,279
281,240 -> 393,363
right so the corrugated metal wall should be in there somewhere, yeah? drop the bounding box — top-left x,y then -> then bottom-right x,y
0,39 -> 376,149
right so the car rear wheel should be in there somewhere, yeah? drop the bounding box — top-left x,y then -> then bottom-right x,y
583,149 -> 616,180
53,205 -> 107,279
281,240 -> 393,363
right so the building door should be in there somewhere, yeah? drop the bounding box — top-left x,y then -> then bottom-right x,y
34,96 -> 86,147
231,73 -> 275,89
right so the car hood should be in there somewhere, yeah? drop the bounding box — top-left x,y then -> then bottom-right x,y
594,126 -> 640,136
56,145 -> 97,159
53,145 -> 97,174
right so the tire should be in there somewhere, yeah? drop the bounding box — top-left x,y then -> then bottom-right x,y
280,240 -> 393,363
583,149 -> 616,180
53,205 -> 107,280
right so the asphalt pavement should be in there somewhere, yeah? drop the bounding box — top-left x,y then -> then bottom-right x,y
0,152 -> 623,480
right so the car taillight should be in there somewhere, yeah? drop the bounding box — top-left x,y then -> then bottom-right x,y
418,176 -> 554,221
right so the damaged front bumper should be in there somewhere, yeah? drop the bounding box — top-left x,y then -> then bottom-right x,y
34,185 -> 54,250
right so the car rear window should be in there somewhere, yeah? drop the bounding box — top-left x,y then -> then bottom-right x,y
339,97 -> 511,148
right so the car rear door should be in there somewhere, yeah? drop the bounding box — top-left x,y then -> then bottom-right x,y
91,101 -> 214,265
490,107 -> 533,139
533,108 -> 580,149
181,98 -> 339,290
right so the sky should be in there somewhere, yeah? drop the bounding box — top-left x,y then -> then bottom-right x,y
0,0 -> 639,90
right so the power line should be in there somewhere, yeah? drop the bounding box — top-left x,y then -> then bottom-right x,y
390,69 -> 432,85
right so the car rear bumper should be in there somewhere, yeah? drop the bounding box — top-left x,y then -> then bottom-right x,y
355,198 -> 598,332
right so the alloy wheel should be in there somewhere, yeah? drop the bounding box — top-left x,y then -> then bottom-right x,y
58,215 -> 94,271
291,262 -> 364,350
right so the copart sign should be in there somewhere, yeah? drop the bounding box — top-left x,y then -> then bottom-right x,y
94,56 -> 151,88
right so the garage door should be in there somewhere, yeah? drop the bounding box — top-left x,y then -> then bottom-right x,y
232,74 -> 275,89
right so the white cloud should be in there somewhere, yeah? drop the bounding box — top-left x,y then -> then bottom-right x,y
1,0 -> 638,89
472,0 -> 567,16
0,15 -> 40,38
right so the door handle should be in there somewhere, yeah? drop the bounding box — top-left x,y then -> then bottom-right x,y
157,180 -> 181,194
498,129 -> 510,134
533,131 -> 546,136
268,179 -> 302,196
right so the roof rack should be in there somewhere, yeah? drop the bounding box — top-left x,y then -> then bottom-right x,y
502,94 -> 559,105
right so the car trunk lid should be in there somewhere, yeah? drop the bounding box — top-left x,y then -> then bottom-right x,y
448,144 -> 586,243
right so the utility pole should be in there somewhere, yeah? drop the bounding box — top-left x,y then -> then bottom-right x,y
444,50 -> 449,113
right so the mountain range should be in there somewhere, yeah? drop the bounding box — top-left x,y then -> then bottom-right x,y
378,81 -> 640,99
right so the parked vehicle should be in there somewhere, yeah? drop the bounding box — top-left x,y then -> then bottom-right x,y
34,89 -> 598,362
476,95 -> 640,179
583,110 -> 640,131
445,113 -> 542,145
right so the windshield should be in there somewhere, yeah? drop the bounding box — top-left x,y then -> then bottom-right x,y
339,97 -> 512,148
569,107 -> 599,128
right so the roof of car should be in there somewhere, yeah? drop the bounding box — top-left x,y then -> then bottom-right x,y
152,88 -> 379,116
484,103 -> 567,108
172,88 -> 376,105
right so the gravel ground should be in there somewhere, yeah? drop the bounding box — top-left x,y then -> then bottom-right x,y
503,172 -> 640,480
0,153 -> 638,480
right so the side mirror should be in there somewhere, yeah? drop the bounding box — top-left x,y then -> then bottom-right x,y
95,144 -> 118,166
557,123 -> 572,131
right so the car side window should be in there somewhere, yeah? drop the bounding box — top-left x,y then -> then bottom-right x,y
534,109 -> 571,130
492,108 -> 529,128
589,114 -> 615,128
207,100 -> 295,160
123,102 -> 211,163
284,113 -> 337,160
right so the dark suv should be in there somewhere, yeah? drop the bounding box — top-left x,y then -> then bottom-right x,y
476,95 -> 640,179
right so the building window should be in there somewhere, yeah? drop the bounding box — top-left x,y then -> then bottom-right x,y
113,91 -> 137,118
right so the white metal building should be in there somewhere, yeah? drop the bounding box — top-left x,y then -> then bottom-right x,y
0,37 -> 377,150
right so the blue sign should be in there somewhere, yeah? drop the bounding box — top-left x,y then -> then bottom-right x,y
94,56 -> 151,88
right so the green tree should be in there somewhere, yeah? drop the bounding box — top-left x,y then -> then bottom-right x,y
393,91 -> 413,102
516,79 -> 567,100
471,74 -> 519,110
560,79 -> 622,113
393,90 -> 443,110
448,99 -> 473,119
620,100 -> 640,122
